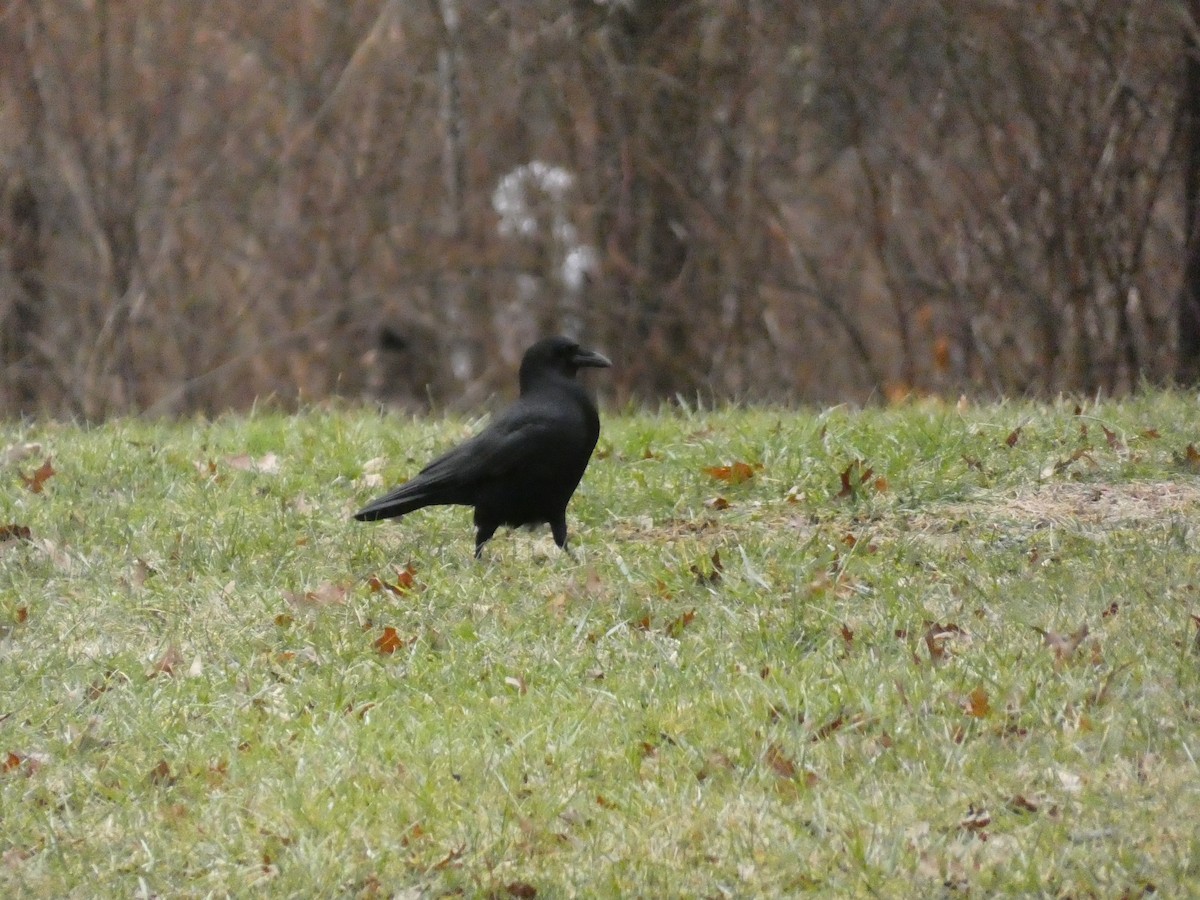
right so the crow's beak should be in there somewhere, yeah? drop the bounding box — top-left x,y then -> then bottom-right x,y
572,347 -> 612,369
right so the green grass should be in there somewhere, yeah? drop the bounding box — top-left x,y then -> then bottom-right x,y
2,394 -> 1200,897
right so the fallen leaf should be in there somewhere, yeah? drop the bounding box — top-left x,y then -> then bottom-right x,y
147,760 -> 174,786
690,550 -> 723,585
664,609 -> 696,638
703,461 -> 760,484
374,626 -> 406,655
1101,426 -> 1125,451
1007,794 -> 1040,814
704,496 -> 731,510
1034,622 -> 1089,665
193,458 -> 219,478
922,621 -> 964,665
1049,447 -> 1093,476
148,644 -> 184,678
1101,602 -> 1119,619
763,742 -> 797,779
964,686 -> 991,718
504,675 -> 528,695
1175,444 -> 1200,473
811,711 -> 846,742
506,882 -> 538,899
960,805 -> 991,832
15,607 -> 28,624
2,752 -> 22,773
431,844 -> 465,871
284,583 -> 349,610
0,524 -> 31,543
1005,427 -> 1022,447
367,564 -> 419,596
20,458 -> 54,493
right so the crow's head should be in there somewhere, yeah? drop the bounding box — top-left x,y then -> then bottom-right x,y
520,336 -> 611,390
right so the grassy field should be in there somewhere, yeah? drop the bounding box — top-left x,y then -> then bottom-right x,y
2,394 -> 1199,897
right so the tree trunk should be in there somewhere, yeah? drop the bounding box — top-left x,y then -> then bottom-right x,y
1177,3 -> 1200,383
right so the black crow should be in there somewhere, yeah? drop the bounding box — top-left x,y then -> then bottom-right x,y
354,336 -> 611,557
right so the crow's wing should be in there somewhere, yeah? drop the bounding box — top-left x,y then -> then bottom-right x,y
353,405 -> 566,520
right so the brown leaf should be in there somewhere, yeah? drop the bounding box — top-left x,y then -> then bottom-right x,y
20,458 -> 54,493
964,686 -> 991,718
840,623 -> 854,649
284,583 -> 348,609
873,475 -> 889,493
366,564 -> 419,596
763,742 -> 797,779
504,674 -> 528,695
15,607 -> 28,624
704,496 -> 730,510
193,458 -> 219,478
391,563 -> 417,591
1101,602 -> 1119,619
0,524 -> 31,543
960,805 -> 991,832
1051,447 -> 1092,475
1005,427 -> 1022,447
506,882 -> 538,899
2,752 -> 22,774
147,760 -> 174,786
690,550 -> 723,585
1034,622 -> 1090,664
374,626 -> 406,655
1102,426 -> 1125,451
1140,428 -> 1160,440
811,712 -> 846,742
148,644 -> 184,678
1008,794 -> 1040,814
704,461 -> 759,484
696,749 -> 735,781
664,609 -> 696,638
836,460 -> 877,499
431,845 -> 465,870
1175,444 -> 1200,472
922,621 -> 963,665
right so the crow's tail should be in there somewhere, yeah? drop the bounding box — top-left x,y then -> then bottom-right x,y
353,479 -> 443,521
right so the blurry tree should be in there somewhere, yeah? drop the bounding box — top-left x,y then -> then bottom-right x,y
0,0 -> 1191,415
1179,0 -> 1200,383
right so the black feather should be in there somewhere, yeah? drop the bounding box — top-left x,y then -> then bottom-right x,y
354,336 -> 610,557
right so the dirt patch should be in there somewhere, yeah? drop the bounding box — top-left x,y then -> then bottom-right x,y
965,481 -> 1200,528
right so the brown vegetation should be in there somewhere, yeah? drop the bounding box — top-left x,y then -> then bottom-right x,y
0,0 -> 1190,417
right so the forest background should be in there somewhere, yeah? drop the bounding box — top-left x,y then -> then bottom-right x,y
1,0 -> 1197,418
